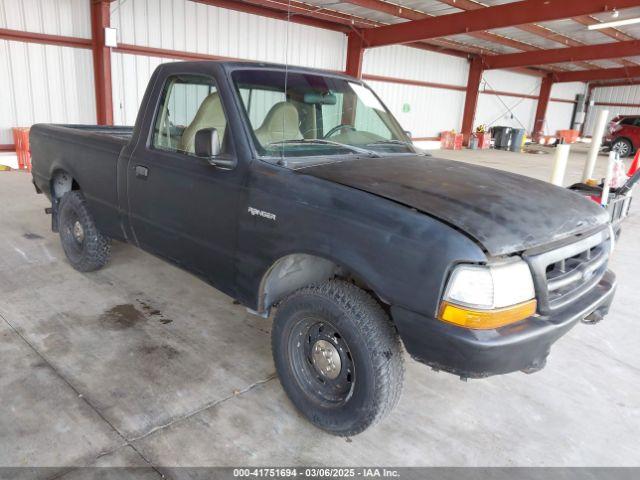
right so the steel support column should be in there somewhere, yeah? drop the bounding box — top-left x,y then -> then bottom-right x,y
461,57 -> 483,145
345,31 -> 365,79
533,75 -> 553,141
91,0 -> 113,125
343,31 -> 366,125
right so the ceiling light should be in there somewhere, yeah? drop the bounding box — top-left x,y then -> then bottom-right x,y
588,15 -> 640,30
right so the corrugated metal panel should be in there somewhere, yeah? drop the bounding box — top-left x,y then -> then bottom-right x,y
446,34 -> 518,54
363,45 -> 468,86
110,0 -> 348,125
490,27 -> 568,50
366,79 -> 465,138
361,45 -> 468,137
0,39 -> 95,144
110,0 -> 346,70
303,0 -> 460,19
0,0 -> 90,38
591,7 -> 640,38
584,85 -> 640,134
583,106 -> 634,136
112,52 -> 178,126
592,84 -> 640,104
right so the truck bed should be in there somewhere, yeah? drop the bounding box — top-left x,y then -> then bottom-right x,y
30,123 -> 134,241
46,124 -> 134,141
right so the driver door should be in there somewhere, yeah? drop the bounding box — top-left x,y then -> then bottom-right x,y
126,74 -> 240,293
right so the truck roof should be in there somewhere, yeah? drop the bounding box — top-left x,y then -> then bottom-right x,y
160,59 -> 359,82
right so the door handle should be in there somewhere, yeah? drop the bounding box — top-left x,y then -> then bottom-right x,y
135,165 -> 149,179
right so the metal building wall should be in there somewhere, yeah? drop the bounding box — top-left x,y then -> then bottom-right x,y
112,0 -> 345,67
110,0 -> 347,125
0,0 -> 95,144
475,72 -> 584,136
475,70 -> 540,134
0,0 -> 592,145
546,82 -> 586,135
584,84 -> 640,135
362,45 -> 468,138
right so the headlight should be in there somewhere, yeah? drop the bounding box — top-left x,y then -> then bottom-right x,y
439,259 -> 536,329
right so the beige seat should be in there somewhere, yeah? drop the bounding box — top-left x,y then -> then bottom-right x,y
179,92 -> 227,154
254,102 -> 303,147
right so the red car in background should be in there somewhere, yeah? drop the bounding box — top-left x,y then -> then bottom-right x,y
605,114 -> 640,157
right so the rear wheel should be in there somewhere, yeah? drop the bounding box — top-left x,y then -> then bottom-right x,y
272,280 -> 404,436
612,138 -> 633,157
58,191 -> 111,272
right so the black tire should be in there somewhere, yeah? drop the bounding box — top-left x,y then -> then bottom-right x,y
272,279 -> 404,436
58,191 -> 111,272
612,138 -> 633,157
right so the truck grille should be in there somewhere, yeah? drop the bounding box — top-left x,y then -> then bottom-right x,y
607,194 -> 632,226
524,228 -> 611,315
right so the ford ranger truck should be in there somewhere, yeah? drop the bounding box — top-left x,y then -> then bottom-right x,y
30,61 -> 617,436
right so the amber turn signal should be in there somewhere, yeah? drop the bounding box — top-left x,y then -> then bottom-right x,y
438,299 -> 537,330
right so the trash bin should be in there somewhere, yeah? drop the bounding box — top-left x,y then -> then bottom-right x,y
492,126 -> 513,150
510,128 -> 526,152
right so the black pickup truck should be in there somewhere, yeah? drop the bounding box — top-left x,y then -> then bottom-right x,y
31,61 -> 616,436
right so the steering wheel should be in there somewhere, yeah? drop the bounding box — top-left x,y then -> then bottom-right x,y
324,124 -> 356,139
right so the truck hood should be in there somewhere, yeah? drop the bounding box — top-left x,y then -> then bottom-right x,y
300,155 -> 609,256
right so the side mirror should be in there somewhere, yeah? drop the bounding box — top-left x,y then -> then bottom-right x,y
404,130 -> 413,139
194,128 -> 235,168
195,127 -> 221,158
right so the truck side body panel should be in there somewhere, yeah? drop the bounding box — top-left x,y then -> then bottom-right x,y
30,124 -> 130,241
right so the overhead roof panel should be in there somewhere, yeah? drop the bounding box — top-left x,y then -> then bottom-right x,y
552,62 -> 589,71
394,0 -> 461,16
489,27 -> 570,49
446,34 -> 520,54
300,0 -> 399,24
301,0 -> 640,67
538,18 -> 619,44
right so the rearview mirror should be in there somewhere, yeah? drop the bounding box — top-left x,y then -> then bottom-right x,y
195,127 -> 221,158
194,128 -> 235,168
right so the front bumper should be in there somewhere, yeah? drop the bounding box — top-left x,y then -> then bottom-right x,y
391,270 -> 616,379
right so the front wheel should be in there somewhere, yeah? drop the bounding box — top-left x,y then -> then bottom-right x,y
612,138 -> 633,157
272,280 -> 404,436
58,191 -> 111,272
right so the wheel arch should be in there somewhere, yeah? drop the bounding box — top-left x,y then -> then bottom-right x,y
50,168 -> 81,201
49,168 -> 81,232
257,252 -> 386,314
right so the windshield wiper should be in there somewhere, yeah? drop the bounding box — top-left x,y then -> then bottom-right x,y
365,139 -> 411,146
266,139 -> 380,157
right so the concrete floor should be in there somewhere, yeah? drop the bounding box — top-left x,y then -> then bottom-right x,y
1,144 -> 639,476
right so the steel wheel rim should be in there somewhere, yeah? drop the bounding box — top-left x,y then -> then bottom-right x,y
61,209 -> 84,256
288,317 -> 355,405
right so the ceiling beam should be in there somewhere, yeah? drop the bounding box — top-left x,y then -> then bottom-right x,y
553,65 -> 640,82
341,0 -> 567,74
343,1 -> 544,52
192,0 -> 362,32
483,40 -> 640,69
362,0 -> 640,48
436,0 -> 618,69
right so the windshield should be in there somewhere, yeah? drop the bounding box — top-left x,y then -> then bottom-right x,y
232,69 -> 415,159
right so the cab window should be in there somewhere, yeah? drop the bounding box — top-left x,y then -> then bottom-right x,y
152,75 -> 229,155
